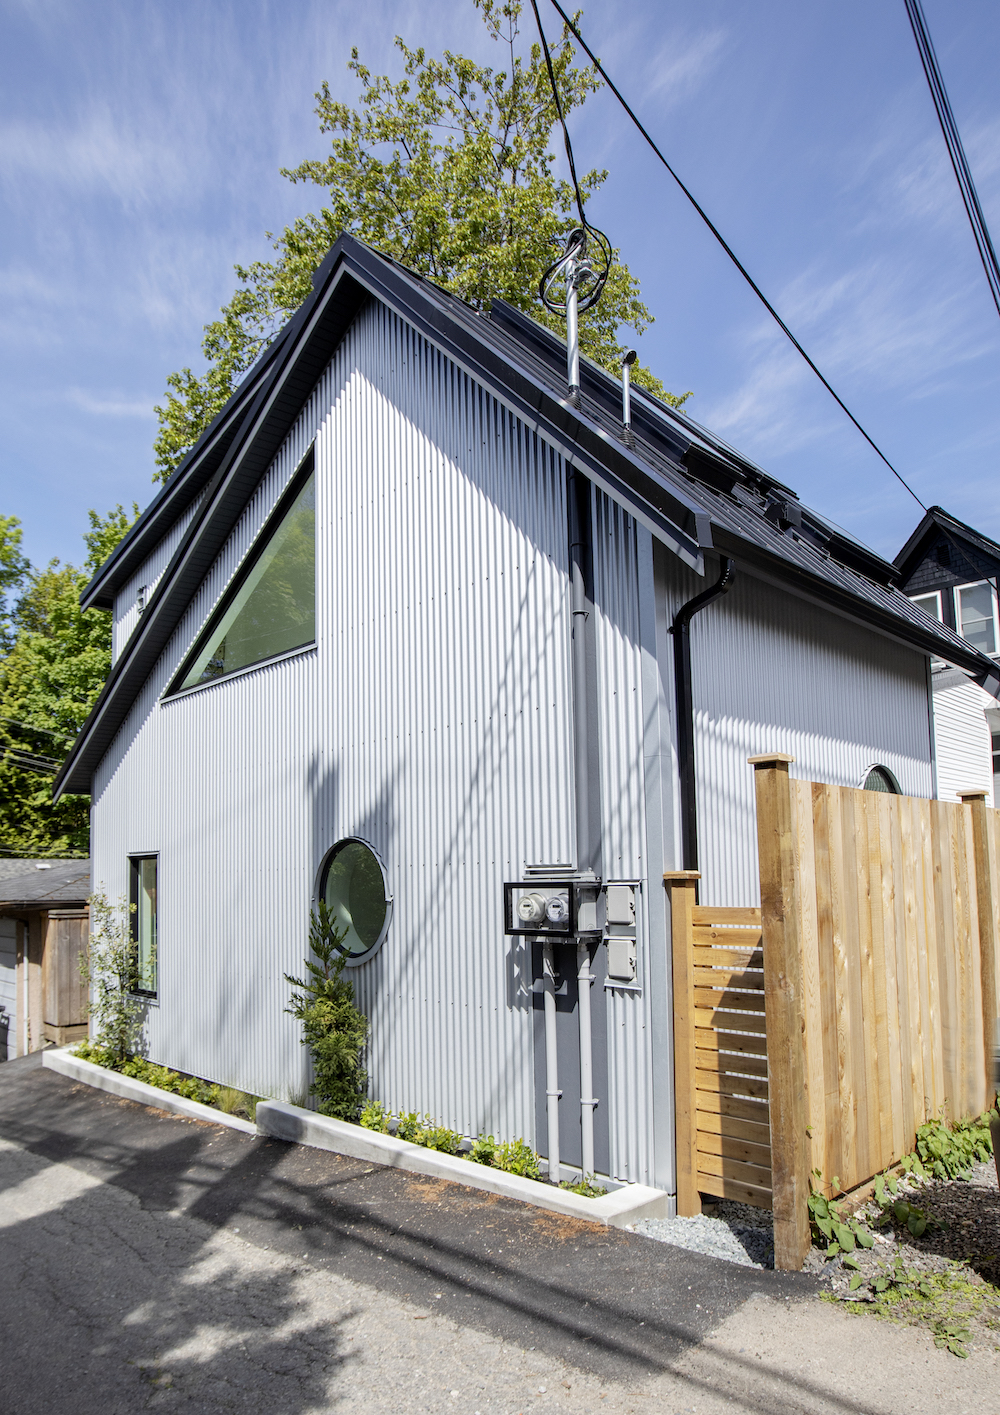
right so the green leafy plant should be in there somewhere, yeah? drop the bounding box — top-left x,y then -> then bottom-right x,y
837,1255 -> 997,1358
395,1111 -> 424,1143
418,1122 -> 463,1155
493,1137 -> 542,1180
78,889 -> 149,1065
466,1133 -> 498,1167
874,1192 -> 937,1240
360,1099 -> 391,1133
74,1041 -> 221,1107
559,1174 -> 607,1198
912,1113 -> 993,1180
285,902 -> 369,1121
808,1172 -> 875,1258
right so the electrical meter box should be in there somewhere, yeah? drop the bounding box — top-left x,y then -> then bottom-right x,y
503,880 -> 602,936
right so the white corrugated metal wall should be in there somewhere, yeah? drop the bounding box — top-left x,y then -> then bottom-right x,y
112,495 -> 206,661
657,558 -> 936,906
92,300 -> 587,1154
592,494 -> 655,1183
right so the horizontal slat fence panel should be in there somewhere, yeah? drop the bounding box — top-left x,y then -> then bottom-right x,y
668,874 -> 772,1215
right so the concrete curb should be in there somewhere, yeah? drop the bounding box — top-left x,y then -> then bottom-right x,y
256,1100 -> 673,1227
42,1046 -> 257,1134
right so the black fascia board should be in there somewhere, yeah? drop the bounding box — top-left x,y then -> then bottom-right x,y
54,255 -> 369,798
711,524 -> 1000,691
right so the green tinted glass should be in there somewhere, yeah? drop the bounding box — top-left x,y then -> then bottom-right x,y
132,856 -> 157,994
322,841 -> 388,958
181,473 -> 315,689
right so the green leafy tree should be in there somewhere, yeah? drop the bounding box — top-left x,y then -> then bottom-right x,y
0,505 -> 138,857
0,516 -> 30,654
285,902 -> 370,1120
154,0 -> 688,482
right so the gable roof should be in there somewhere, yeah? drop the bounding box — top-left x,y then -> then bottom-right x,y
0,858 -> 90,909
895,505 -> 1000,589
55,236 -> 1000,797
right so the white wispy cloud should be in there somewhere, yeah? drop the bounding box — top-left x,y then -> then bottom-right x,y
67,388 -> 156,418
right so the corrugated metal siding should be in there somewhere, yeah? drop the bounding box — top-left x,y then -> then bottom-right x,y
92,301 -> 578,1148
112,494 -> 206,662
593,493 -> 654,1183
932,671 -> 994,805
659,562 -> 936,906
0,916 -> 16,1061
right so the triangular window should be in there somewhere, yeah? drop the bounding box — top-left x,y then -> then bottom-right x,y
173,464 -> 315,691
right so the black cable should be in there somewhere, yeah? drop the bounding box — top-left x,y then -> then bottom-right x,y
905,0 -> 1000,322
529,0 -> 588,225
544,0 -> 927,512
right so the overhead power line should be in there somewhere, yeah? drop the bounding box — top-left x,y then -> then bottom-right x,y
543,0 -> 927,511
905,0 -> 1000,323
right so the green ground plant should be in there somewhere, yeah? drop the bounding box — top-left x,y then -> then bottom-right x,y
360,1099 -> 391,1132
215,1086 -> 258,1122
285,902 -> 369,1121
808,1172 -> 876,1262
908,1113 -> 994,1180
836,1256 -> 1000,1358
559,1174 -> 608,1198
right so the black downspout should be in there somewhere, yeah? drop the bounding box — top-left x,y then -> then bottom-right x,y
670,557 -> 735,871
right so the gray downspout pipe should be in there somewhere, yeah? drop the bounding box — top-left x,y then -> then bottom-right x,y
670,558 -> 735,872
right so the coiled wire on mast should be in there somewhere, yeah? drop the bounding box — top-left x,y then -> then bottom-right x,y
529,0 -> 612,318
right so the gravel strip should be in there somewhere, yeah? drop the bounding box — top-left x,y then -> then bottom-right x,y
632,1200 -> 775,1269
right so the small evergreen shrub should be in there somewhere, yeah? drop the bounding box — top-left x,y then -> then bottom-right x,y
466,1133 -> 498,1166
493,1137 -> 542,1180
79,889 -> 148,1064
285,902 -> 369,1121
395,1111 -> 424,1142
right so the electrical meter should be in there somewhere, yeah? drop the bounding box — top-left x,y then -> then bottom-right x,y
503,880 -> 601,936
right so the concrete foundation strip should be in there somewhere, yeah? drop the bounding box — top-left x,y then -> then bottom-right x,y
43,1047 -> 672,1227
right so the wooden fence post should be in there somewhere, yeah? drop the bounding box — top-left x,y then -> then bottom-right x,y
665,871 -> 701,1216
959,789 -> 1000,1107
749,754 -> 811,1270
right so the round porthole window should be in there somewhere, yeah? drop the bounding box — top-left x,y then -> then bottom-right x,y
862,765 -> 900,794
318,839 -> 392,965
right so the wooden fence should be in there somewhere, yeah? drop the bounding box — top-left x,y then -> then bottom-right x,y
668,759 -> 1000,1271
668,877 -> 771,1216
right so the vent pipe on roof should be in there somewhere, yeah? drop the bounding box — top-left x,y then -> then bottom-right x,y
621,350 -> 637,448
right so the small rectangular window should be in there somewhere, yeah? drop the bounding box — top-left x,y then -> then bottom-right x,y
911,591 -> 941,622
129,855 -> 158,996
955,582 -> 998,655
993,733 -> 1000,806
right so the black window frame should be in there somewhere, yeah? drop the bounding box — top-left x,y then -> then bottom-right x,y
862,765 -> 901,795
164,445 -> 316,697
129,853 -> 159,998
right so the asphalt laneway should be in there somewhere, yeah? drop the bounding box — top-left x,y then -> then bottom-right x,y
1,1054 -> 995,1414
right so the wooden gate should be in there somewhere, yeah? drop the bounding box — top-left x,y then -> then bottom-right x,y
666,872 -> 771,1216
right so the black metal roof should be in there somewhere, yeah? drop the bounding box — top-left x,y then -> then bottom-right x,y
0,858 -> 91,910
56,236 -> 1000,798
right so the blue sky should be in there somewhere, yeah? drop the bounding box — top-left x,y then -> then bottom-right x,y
2,0 -> 998,573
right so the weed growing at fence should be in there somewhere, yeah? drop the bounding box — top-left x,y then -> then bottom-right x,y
808,1173 -> 876,1260
835,1256 -> 1000,1358
906,1113 -> 994,1181
285,902 -> 369,1121
560,1175 -> 608,1198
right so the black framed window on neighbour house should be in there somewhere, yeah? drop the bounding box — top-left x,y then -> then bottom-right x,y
130,856 -> 158,996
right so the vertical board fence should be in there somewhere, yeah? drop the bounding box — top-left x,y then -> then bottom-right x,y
749,757 -> 1000,1269
667,873 -> 772,1217
669,765 -> 1000,1271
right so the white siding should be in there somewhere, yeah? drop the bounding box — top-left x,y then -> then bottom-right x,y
659,559 -> 935,907
0,916 -> 17,1061
92,301 -> 577,1155
932,669 -> 994,805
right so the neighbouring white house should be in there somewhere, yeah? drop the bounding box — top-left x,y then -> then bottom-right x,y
895,507 -> 1000,807
54,236 -> 1000,1199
